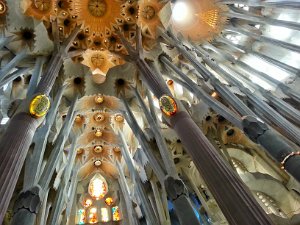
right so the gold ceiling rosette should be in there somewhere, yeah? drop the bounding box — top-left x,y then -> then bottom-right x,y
71,0 -> 123,36
138,0 -> 164,39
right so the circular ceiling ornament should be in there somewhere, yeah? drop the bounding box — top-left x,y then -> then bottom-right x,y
94,112 -> 105,122
0,1 -> 7,15
94,159 -> 102,167
140,5 -> 155,20
114,114 -> 124,122
94,128 -> 103,137
77,148 -> 84,155
29,94 -> 51,118
88,0 -> 107,17
159,95 -> 177,116
94,145 -> 103,153
72,0 -> 123,36
94,94 -> 104,104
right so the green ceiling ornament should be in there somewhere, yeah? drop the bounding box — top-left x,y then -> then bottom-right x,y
159,95 -> 177,116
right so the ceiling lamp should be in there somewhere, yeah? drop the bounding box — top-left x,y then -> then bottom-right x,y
88,173 -> 108,200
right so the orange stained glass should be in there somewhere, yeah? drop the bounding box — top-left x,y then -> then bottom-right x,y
112,206 -> 121,221
89,207 -> 98,224
105,197 -> 113,206
77,209 -> 86,224
83,198 -> 93,208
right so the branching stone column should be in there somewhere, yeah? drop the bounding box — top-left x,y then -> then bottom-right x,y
0,26 -> 80,224
116,27 -> 275,225
242,116 -> 300,181
10,96 -> 77,225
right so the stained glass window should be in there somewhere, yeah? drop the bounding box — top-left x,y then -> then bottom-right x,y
105,197 -> 113,206
89,207 -> 98,224
88,173 -> 108,200
112,206 -> 121,221
77,209 -> 86,224
101,208 -> 110,222
83,198 -> 93,208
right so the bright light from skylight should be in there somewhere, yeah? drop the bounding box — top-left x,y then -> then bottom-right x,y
241,55 -> 291,82
1,117 -> 9,125
171,1 -> 194,25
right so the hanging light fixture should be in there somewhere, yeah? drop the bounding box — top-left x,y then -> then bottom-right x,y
88,173 -> 108,200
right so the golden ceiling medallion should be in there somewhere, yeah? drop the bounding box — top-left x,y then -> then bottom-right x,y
77,148 -> 84,155
88,0 -> 107,17
94,145 -> 103,153
114,114 -> 124,122
29,94 -> 51,118
140,5 -> 155,20
94,128 -> 103,137
94,94 -> 104,104
94,113 -> 105,122
0,1 -> 6,15
94,159 -> 102,167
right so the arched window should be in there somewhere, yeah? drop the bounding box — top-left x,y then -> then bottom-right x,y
100,208 -> 110,222
112,206 -> 121,221
77,209 -> 86,224
88,207 -> 98,224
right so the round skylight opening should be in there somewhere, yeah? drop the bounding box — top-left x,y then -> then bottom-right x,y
172,1 -> 193,24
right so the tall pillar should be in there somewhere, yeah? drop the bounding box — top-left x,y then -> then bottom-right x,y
242,116 -> 300,181
0,26 -> 80,224
10,97 -> 77,225
117,27 -> 275,225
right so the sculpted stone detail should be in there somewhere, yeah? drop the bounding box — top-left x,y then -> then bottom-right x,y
13,186 -> 42,215
242,116 -> 268,142
164,176 -> 187,200
88,0 -> 107,17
